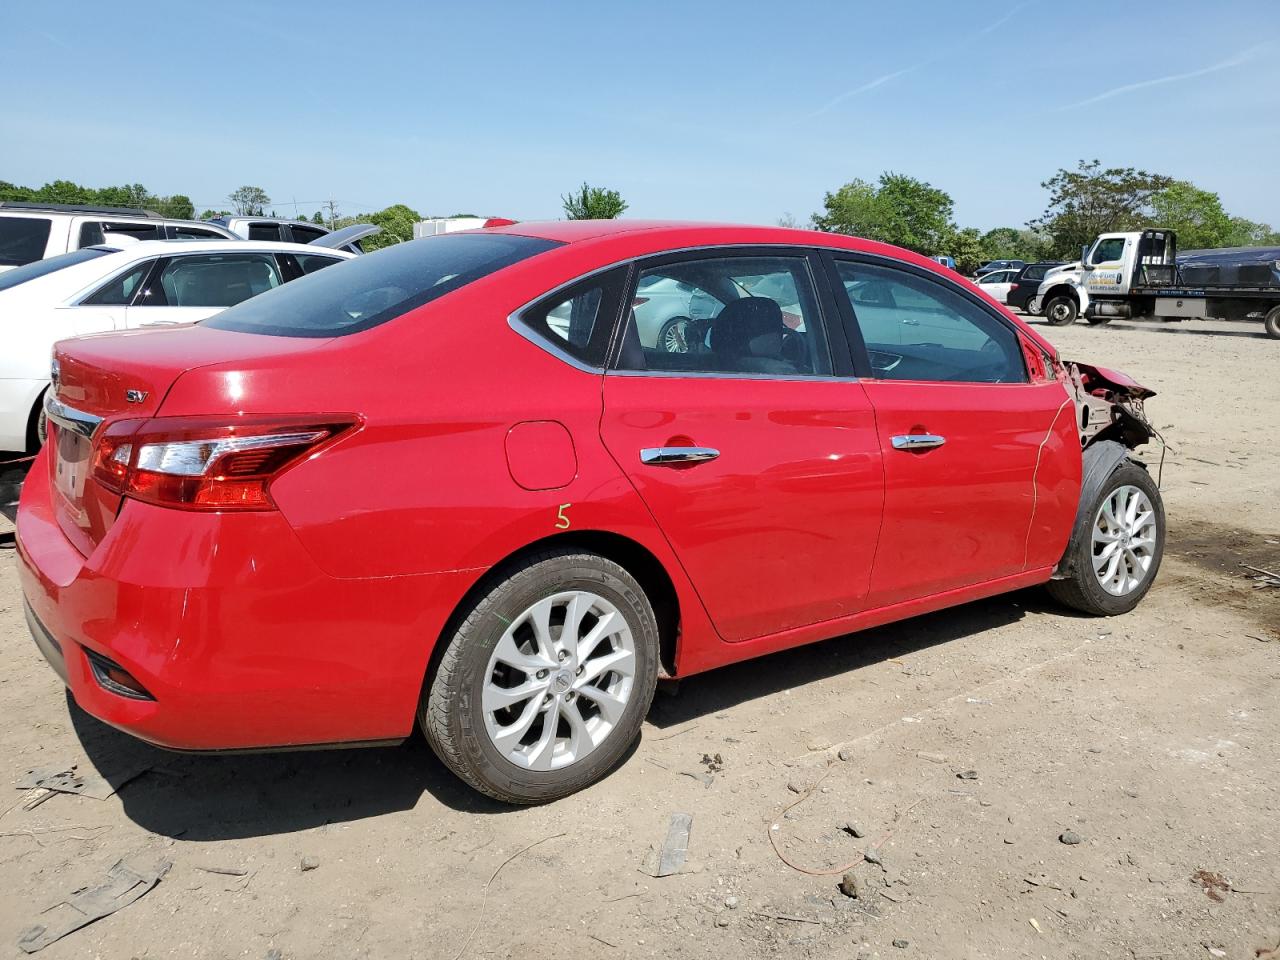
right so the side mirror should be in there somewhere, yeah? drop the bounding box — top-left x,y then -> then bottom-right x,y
1080,244 -> 1091,267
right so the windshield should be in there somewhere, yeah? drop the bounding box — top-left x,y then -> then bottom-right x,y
205,233 -> 560,338
0,246 -> 115,292
0,216 -> 53,267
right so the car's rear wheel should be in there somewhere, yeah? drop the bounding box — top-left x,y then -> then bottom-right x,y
1263,304 -> 1280,340
1047,461 -> 1165,616
422,549 -> 659,803
1024,297 -> 1041,317
659,315 -> 693,353
1044,296 -> 1077,326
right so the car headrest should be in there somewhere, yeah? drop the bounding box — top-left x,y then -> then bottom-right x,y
710,297 -> 785,358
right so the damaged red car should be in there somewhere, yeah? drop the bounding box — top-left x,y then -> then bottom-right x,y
16,221 -> 1165,802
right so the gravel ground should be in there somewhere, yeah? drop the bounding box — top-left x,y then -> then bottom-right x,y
1,314 -> 1277,960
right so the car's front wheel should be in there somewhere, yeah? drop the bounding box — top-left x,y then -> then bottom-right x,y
659,315 -> 693,353
422,549 -> 660,803
1263,304 -> 1280,340
1047,461 -> 1165,616
1044,295 -> 1078,326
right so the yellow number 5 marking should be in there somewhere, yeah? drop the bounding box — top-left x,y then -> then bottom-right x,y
556,504 -> 572,530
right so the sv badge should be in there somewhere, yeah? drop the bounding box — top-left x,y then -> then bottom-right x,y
125,389 -> 149,404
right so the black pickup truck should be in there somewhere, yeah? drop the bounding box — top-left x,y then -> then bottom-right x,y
1006,261 -> 1065,314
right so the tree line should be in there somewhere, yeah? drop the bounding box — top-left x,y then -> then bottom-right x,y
5,163 -> 1275,269
810,160 -> 1279,272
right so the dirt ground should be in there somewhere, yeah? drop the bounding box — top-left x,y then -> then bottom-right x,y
1,315 -> 1277,960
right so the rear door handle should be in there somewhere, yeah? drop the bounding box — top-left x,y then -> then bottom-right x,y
640,446 -> 720,466
891,434 -> 946,451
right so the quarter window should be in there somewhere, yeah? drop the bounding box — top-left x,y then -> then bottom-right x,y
614,255 -> 830,377
294,254 -> 343,275
520,268 -> 626,368
289,226 -> 326,245
82,261 -> 152,306
834,261 -> 1026,384
169,225 -> 227,240
247,223 -> 282,241
0,217 -> 52,266
152,253 -> 283,308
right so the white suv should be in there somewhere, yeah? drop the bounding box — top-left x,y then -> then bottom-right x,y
209,216 -> 367,253
0,202 -> 236,273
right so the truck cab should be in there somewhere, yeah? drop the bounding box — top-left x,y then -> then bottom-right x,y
1081,230 -> 1177,300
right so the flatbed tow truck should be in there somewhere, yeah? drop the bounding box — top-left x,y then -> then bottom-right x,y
1035,228 -> 1280,339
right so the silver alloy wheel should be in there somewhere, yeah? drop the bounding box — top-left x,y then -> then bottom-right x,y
1091,484 -> 1158,596
661,317 -> 691,353
481,591 -> 636,771
1026,297 -> 1040,315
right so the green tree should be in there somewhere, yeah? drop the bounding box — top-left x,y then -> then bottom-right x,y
200,209 -> 231,220
1031,160 -> 1173,257
312,212 -> 325,225
813,172 -> 953,254
944,227 -> 988,275
1225,217 -> 1280,246
0,181 -> 34,201
228,185 -> 271,216
1147,181 -> 1240,250
154,194 -> 195,219
562,183 -> 627,220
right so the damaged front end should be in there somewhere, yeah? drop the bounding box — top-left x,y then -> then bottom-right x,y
1063,361 -> 1157,451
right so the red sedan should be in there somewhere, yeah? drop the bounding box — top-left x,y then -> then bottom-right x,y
16,221 -> 1165,802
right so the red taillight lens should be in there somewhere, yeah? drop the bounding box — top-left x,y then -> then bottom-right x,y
91,415 -> 356,510
632,297 -> 649,307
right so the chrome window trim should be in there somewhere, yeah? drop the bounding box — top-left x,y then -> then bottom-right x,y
44,393 -> 103,439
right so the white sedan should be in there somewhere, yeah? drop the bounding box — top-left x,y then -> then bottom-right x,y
972,268 -> 1020,304
0,238 -> 356,452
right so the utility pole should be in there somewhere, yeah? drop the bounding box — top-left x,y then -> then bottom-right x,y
323,198 -> 339,230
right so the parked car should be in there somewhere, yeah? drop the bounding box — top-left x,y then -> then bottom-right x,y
974,259 -> 1026,278
972,268 -> 1020,304
0,239 -> 355,452
0,202 -> 236,273
1006,261 -> 1067,314
208,216 -> 379,254
16,222 -> 1164,803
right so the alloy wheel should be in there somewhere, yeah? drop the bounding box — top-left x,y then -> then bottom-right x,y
1091,484 -> 1158,596
481,591 -> 636,771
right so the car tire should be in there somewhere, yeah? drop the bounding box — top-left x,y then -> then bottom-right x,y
422,549 -> 660,804
1024,298 -> 1040,317
26,389 -> 48,452
1046,461 -> 1165,617
1264,304 -> 1280,340
658,315 -> 693,353
1044,295 -> 1078,326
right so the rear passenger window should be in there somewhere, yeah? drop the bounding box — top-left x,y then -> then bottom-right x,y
289,226 -> 326,245
152,253 -> 283,308
247,223 -> 281,241
0,216 -> 51,266
294,254 -> 343,275
520,268 -> 626,368
834,261 -> 1026,384
613,255 -> 830,377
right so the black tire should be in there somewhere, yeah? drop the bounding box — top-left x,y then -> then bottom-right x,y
658,315 -> 693,353
1264,305 -> 1280,340
25,389 -> 48,452
1044,295 -> 1078,326
422,549 -> 660,804
1046,461 -> 1165,616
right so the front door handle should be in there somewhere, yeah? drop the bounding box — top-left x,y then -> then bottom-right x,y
891,434 -> 946,451
640,446 -> 720,466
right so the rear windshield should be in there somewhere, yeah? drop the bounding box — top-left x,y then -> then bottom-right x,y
205,233 -> 560,337
0,216 -> 53,267
0,246 -> 114,292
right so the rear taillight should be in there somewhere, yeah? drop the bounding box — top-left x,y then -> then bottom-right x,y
91,415 -> 356,510
632,296 -> 649,307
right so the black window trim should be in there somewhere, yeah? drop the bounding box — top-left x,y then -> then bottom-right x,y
508,261 -> 633,374
603,244 -> 852,382
819,249 -> 1031,385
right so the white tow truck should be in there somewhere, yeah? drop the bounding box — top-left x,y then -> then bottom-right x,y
1035,228 -> 1280,339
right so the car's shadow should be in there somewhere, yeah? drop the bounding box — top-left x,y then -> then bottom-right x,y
65,588 -> 1062,839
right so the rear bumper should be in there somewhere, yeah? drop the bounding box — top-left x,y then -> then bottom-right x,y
15,446 -> 481,751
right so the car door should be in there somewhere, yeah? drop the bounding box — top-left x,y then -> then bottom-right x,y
976,269 -> 1014,303
825,254 -> 1070,607
126,251 -> 286,326
599,248 -> 885,643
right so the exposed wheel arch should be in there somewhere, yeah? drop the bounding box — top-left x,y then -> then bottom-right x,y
25,386 -> 48,453
424,531 -> 681,701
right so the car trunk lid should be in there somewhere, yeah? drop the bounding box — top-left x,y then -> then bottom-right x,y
47,324 -> 332,554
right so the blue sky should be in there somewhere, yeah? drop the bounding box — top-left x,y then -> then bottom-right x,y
2,0 -> 1276,230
